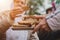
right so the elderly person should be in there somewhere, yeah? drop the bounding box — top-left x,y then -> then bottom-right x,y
0,0 -> 29,40
0,2 -> 29,40
32,9 -> 60,40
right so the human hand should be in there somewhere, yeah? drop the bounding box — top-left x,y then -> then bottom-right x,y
32,18 -> 51,34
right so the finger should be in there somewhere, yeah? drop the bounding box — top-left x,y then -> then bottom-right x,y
41,25 -> 51,32
32,26 -> 40,34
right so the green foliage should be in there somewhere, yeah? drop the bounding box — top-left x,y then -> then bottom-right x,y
56,0 -> 60,4
27,0 -> 44,15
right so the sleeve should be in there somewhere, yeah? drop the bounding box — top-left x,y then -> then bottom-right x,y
46,10 -> 60,31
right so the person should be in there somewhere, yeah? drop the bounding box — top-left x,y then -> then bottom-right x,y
32,9 -> 60,40
0,0 -> 29,40
34,7 -> 53,40
0,9 -> 29,40
46,7 -> 53,14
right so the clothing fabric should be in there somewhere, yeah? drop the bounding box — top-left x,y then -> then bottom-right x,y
46,10 -> 60,31
0,32 -> 6,40
38,30 -> 60,40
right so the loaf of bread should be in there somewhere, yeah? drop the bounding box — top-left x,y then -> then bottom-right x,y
13,24 -> 30,27
18,21 -> 31,25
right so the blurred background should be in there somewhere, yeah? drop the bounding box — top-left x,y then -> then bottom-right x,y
0,0 -> 60,40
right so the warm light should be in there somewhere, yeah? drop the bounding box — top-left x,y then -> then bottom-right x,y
0,0 -> 14,12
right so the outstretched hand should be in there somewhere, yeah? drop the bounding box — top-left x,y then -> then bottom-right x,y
32,18 -> 51,34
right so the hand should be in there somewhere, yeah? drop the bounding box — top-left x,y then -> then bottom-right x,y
32,18 -> 51,34
40,18 -> 51,31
